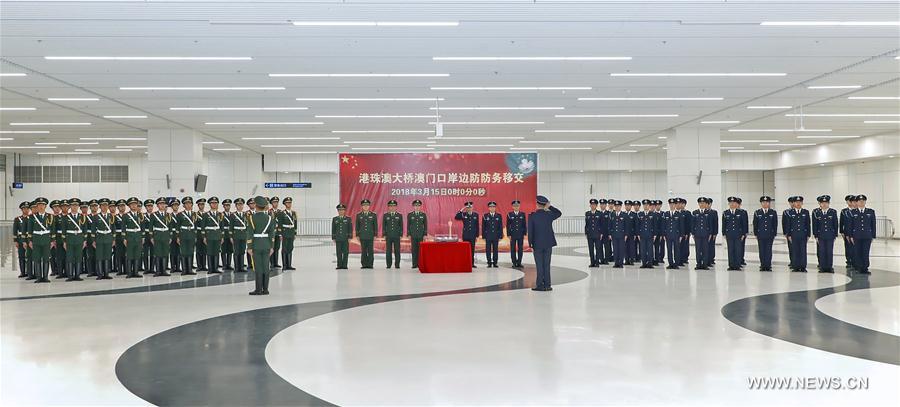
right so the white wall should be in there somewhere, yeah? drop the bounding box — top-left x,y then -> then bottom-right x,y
538,170 -> 668,215
721,170 -> 776,209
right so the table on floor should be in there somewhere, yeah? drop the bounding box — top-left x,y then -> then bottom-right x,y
418,241 -> 473,273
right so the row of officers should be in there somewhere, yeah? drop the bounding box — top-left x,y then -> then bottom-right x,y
11,195 -> 299,295
581,194 -> 876,274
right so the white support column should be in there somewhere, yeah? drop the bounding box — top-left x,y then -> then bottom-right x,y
147,129 -> 203,197
667,127 -> 722,207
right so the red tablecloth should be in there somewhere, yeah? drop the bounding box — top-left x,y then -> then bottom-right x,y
419,241 -> 473,273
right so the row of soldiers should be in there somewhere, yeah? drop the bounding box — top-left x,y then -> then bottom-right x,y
11,196 -> 298,292
582,194 -> 876,274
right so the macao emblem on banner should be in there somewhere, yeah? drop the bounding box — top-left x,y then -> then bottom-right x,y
339,152 -> 538,253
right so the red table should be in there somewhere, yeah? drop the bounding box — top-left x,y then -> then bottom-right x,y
418,241 -> 473,273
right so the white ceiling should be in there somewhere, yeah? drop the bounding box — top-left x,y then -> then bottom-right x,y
1,0 -> 898,157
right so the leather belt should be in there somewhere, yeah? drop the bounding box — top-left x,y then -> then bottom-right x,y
153,227 -> 169,231
253,233 -> 269,238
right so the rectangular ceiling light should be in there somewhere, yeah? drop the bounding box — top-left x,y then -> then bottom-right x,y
75,148 -> 133,152
275,151 -> 340,154
808,85 -> 861,89
728,128 -> 831,132
611,73 -> 786,77
720,140 -> 780,143
297,98 -> 443,101
205,122 -> 323,125
170,107 -> 309,111
701,120 -> 740,124
728,150 -> 780,153
430,87 -> 591,91
747,105 -> 792,109
427,121 -> 544,125
116,145 -> 148,149
519,140 -> 610,144
849,96 -> 900,100
429,106 -> 564,110
46,56 -> 252,61
0,138 -> 12,141
80,137 -> 147,141
864,120 -> 900,123
202,141 -> 225,144
578,97 -> 722,101
555,114 -> 678,118
103,115 -> 147,119
332,130 -> 432,133
316,115 -> 438,118
0,130 -> 50,134
120,87 -> 285,90
0,107 -> 37,111
629,144 -> 659,147
241,137 -> 340,140
271,73 -> 448,77
759,143 -> 816,146
510,147 -> 592,151
427,136 -> 524,140
292,21 -> 458,27
796,135 -> 861,138
34,142 -> 99,145
534,129 -> 640,133
47,97 -> 100,101
10,122 -> 91,126
213,148 -> 242,151
433,56 -> 631,61
760,21 -> 900,26
351,147 -> 436,151
37,152 -> 92,155
785,113 -> 900,117
427,144 -> 515,147
343,141 -> 432,144
609,150 -> 638,153
259,144 -> 345,148
0,73 -> 27,77
0,146 -> 57,149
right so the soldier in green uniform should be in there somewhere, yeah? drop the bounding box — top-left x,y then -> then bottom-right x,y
78,201 -> 95,276
194,198 -> 208,271
202,197 -> 224,273
246,197 -> 256,271
355,199 -> 377,269
230,198 -> 249,272
84,199 -> 100,276
268,196 -> 283,269
332,204 -> 352,270
53,200 -> 70,279
49,200 -> 64,278
407,199 -> 428,269
247,196 -> 275,295
141,199 -> 155,273
114,199 -> 128,275
149,197 -> 173,277
167,199 -> 181,274
382,200 -> 403,269
122,197 -> 144,278
92,198 -> 115,280
221,199 -> 234,271
14,202 -> 31,279
27,197 -> 53,283
176,197 -> 198,275
62,199 -> 87,281
277,197 -> 298,270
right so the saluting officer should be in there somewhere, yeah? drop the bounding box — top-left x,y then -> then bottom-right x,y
247,196 -> 276,295
62,199 -> 88,281
482,202 -> 503,268
609,200 -> 630,268
723,197 -> 749,271
123,197 -> 144,278
332,204 -> 352,270
636,199 -> 657,268
849,195 -> 876,275
692,197 -> 717,270
195,198 -> 208,271
753,196 -> 778,271
839,195 -> 856,270
278,197 -> 298,270
455,201 -> 480,268
813,195 -> 838,273
783,196 -> 811,272
382,200 -> 403,269
13,202 -> 31,278
662,198 -> 683,269
506,200 -> 527,269
527,195 -> 562,291
150,197 -> 173,277
221,199 -> 234,271
141,198 -> 155,273
169,199 -> 182,274
28,197 -> 54,283
230,198 -> 249,272
585,199 -> 603,268
407,200 -> 427,269
177,197 -> 199,275
202,197 -> 224,273
356,199 -> 377,269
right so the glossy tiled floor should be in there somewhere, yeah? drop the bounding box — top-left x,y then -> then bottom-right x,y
1,236 -> 898,406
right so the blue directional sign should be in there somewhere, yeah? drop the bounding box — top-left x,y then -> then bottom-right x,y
12,182 -> 23,189
264,182 -> 312,189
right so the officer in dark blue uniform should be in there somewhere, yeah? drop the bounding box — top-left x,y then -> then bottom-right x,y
783,196 -> 811,272
585,199 -> 603,267
601,199 -> 613,264
692,197 -> 717,270
624,200 -> 638,265
813,195 -> 838,273
652,200 -> 665,265
678,198 -> 692,266
662,198 -> 683,269
849,194 -> 876,275
723,196 -> 749,271
527,195 -> 562,291
706,198 -> 719,266
636,199 -> 656,268
609,200 -> 630,268
482,201 -> 503,268
753,196 -> 778,271
506,200 -> 526,269
455,202 -> 480,268
839,195 -> 856,270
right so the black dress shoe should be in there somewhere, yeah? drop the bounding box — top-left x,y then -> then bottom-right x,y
74,277 -> 84,281
600,262 -> 609,265
249,291 -> 260,295
612,265 -> 623,269
261,290 -> 270,295
101,276 -> 113,280
666,266 -> 678,270
156,272 -> 172,277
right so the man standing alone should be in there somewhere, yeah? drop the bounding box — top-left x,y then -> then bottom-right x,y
527,195 -> 562,291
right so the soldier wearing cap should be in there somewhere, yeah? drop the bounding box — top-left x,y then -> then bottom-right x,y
276,197 -> 298,270
662,198 -> 683,269
849,194 -> 875,274
166,198 -> 182,274
839,194 -> 856,270
624,200 -> 638,265
585,199 -> 603,268
528,195 -> 562,291
113,199 -> 128,275
382,200 -> 404,269
61,199 -> 87,281
609,200 -> 630,268
723,197 -> 748,271
783,196 -> 811,272
691,197 -> 717,270
753,196 -> 778,271
49,200 -> 65,278
245,197 -> 255,270
27,197 -> 53,283
141,198 -> 155,273
148,197 -> 173,276
194,198 -> 208,271
230,198 -> 249,272
677,198 -> 692,267
247,196 -> 276,295
268,196 -> 283,269
636,199 -> 657,268
356,199 -> 377,269
455,201 -> 480,268
407,200 -> 427,269
507,200 -> 527,268
220,199 -> 234,271
332,204 -> 352,269
200,197 -> 224,273
175,197 -> 199,275
600,199 -> 614,264
122,197 -> 143,278
14,201 -> 32,278
482,201 -> 503,268
706,198 -> 719,267
652,200 -> 666,265
82,199 -> 100,276
812,195 -> 838,273
91,198 -> 115,280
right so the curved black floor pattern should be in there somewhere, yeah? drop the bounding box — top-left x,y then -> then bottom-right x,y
115,264 -> 588,406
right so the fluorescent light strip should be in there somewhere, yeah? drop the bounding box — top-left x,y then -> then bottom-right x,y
429,107 -> 564,110
115,145 -> 148,149
332,130 -> 432,134
297,98 -> 443,102
728,150 -> 780,153
34,142 -> 99,145
241,137 -> 339,140
428,144 -> 514,147
292,21 -> 458,27
760,21 -> 900,26
351,147 -> 435,151
728,128 -> 831,132
430,87 -> 591,91
701,120 -> 740,124
808,85 -> 861,89
849,96 -> 900,100
759,143 -> 816,146
343,141 -> 432,144
433,56 -> 631,61
720,140 -> 780,143
202,141 -> 225,144
275,151 -> 339,154
0,73 -> 26,77
609,150 -> 638,153
0,146 -> 57,149
259,144 -> 345,148
46,56 -> 252,61
205,122 -> 323,125
786,113 -> 900,117
796,135 -> 861,139
658,136 -> 667,139
120,87 -> 285,91
47,97 -> 100,101
213,148 -> 242,151
316,115 -> 438,118
10,122 -> 90,126
0,138 -> 12,141
0,108 -> 36,111
629,144 -> 659,147
519,140 -> 610,144
0,130 -> 49,134
747,105 -> 792,109
75,149 -> 132,152
80,137 -> 147,141
721,146 -> 744,150
103,115 -> 147,119
578,97 -> 722,101
427,121 -> 544,125
611,73 -> 786,77
427,136 -> 524,140
38,152 -> 92,155
271,73 -> 448,77
534,129 -> 640,133
864,120 -> 900,123
555,114 -> 678,118
170,107 -> 308,111
510,147 -> 592,151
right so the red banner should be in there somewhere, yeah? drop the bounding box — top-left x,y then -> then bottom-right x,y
339,153 -> 538,252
